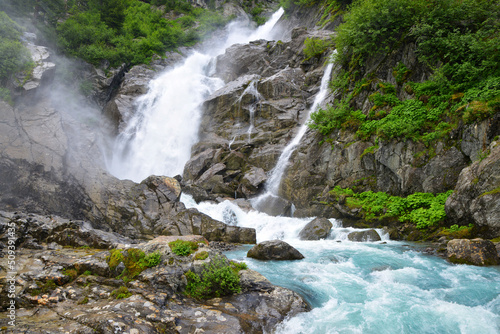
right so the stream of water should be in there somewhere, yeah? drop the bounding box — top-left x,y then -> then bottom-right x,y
183,194 -> 500,334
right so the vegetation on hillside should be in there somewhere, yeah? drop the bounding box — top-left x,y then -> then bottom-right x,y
1,0 -> 233,68
329,186 -> 453,229
308,0 -> 500,144
0,11 -> 33,102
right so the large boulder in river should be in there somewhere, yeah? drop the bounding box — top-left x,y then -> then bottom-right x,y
247,240 -> 304,260
347,229 -> 381,242
447,238 -> 499,266
298,217 -> 333,240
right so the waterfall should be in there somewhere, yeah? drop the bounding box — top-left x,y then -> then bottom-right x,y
252,57 -> 335,213
238,80 -> 262,141
108,8 -> 285,182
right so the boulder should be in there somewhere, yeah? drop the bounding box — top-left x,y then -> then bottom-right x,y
298,217 -> 333,240
247,240 -> 304,260
252,194 -> 293,217
447,238 -> 499,266
347,229 -> 381,242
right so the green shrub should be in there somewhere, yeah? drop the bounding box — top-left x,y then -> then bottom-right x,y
144,251 -> 162,267
169,239 -> 199,256
0,11 -> 33,92
107,248 -> 162,280
185,255 -> 241,299
329,186 -> 453,229
303,37 -> 331,60
194,251 -> 209,260
111,286 -> 132,299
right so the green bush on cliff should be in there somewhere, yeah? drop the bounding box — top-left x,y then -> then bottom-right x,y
330,187 -> 453,229
309,0 -> 500,142
185,255 -> 242,299
0,12 -> 33,101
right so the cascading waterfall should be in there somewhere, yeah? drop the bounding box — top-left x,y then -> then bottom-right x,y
252,57 -> 335,212
108,8 -> 284,182
238,80 -> 262,141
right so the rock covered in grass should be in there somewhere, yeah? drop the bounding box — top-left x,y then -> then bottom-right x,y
247,240 -> 305,260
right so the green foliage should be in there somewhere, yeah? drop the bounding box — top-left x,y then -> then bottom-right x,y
111,286 -> 132,299
303,37 -> 331,60
107,248 -> 162,280
230,261 -> 248,272
0,11 -> 33,101
82,270 -> 92,276
169,239 -> 199,256
311,0 -> 499,144
144,251 -> 162,267
55,0 -> 230,67
194,251 -> 209,260
63,269 -> 78,280
440,224 -> 474,239
185,255 -> 241,299
329,186 -> 453,229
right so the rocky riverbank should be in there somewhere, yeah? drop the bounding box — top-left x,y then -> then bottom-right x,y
0,212 -> 309,333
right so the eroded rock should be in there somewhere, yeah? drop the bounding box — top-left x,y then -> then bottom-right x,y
447,238 -> 499,266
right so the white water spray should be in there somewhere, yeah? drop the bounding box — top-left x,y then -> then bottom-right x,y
238,80 -> 262,141
108,8 -> 285,182
252,56 -> 335,210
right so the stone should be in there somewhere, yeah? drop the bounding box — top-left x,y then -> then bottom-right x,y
347,229 -> 382,242
247,240 -> 305,260
298,217 -> 333,240
446,143 -> 500,238
447,238 -> 499,266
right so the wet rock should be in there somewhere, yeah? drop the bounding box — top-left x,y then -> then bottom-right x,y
347,229 -> 382,242
252,194 -> 293,217
446,142 -> 500,238
298,217 -> 333,240
247,240 -> 304,260
447,238 -> 499,266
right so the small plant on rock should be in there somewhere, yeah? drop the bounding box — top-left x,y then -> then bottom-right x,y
185,255 -> 242,299
111,286 -> 132,299
169,239 -> 199,256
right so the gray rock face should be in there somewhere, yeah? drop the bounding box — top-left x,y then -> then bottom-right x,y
347,229 -> 382,242
298,217 -> 333,240
447,238 -> 499,266
247,240 -> 305,260
182,27 -> 335,203
446,142 -> 500,237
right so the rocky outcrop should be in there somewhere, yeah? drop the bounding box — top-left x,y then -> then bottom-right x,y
247,240 -> 305,260
298,217 -> 333,240
0,82 -> 255,242
447,238 -> 499,266
446,141 -> 500,238
0,234 -> 309,333
183,27 -> 335,202
347,229 -> 382,242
